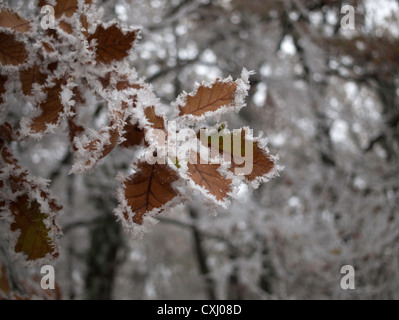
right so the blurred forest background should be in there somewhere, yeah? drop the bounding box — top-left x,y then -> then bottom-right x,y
1,0 -> 399,299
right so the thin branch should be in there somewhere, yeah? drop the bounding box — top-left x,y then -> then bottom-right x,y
188,206 -> 216,300
147,57 -> 199,83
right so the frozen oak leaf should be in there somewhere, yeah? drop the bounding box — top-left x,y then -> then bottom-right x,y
200,127 -> 277,184
186,152 -> 232,204
0,143 -> 62,264
0,31 -> 28,66
179,81 -> 236,117
116,161 -> 182,234
88,24 -> 140,65
8,194 -> 60,261
240,140 -> 276,183
0,8 -> 30,33
21,77 -> 76,137
177,69 -> 252,120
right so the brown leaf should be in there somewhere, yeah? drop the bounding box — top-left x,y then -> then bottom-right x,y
187,153 -> 232,202
179,80 -> 237,117
0,32 -> 28,66
120,119 -> 145,149
19,65 -> 47,96
0,145 -> 62,263
28,77 -> 68,133
59,20 -> 73,34
41,41 -> 55,54
88,24 -> 139,64
54,0 -> 78,19
122,162 -> 180,225
242,140 -> 274,181
9,194 -> 60,261
0,9 -> 30,33
201,129 -> 275,181
0,74 -> 7,105
144,106 -> 165,130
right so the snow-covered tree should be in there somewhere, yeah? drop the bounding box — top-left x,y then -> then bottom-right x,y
1,0 -> 398,300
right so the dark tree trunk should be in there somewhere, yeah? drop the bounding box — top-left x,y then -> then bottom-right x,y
84,214 -> 124,300
189,207 -> 217,300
